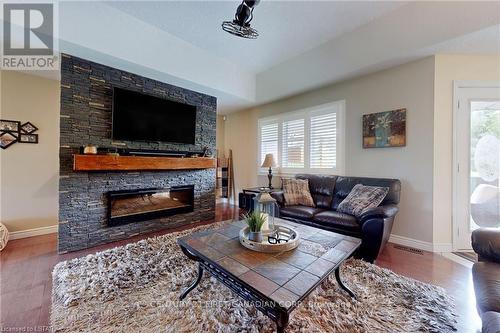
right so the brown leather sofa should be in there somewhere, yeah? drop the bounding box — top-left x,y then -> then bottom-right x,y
472,228 -> 500,333
272,174 -> 401,263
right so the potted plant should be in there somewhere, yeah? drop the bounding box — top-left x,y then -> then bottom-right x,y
242,211 -> 266,242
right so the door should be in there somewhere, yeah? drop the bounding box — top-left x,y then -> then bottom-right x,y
454,83 -> 500,250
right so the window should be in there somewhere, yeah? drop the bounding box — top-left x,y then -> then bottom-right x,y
259,123 -> 278,165
282,119 -> 304,168
258,101 -> 345,174
310,112 -> 337,169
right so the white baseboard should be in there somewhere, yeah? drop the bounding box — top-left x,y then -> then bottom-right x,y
432,242 -> 453,253
389,234 -> 452,253
440,252 -> 473,269
9,225 -> 58,240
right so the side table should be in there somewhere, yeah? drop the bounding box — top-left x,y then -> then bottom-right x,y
238,187 -> 281,212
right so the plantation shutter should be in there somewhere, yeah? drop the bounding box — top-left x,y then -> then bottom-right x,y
260,123 -> 278,165
282,118 -> 305,168
310,112 -> 337,169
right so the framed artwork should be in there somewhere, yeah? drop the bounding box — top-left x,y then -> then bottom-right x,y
0,119 -> 39,149
0,119 -> 20,132
363,109 -> 406,148
19,134 -> 39,144
20,122 -> 38,134
0,132 -> 18,149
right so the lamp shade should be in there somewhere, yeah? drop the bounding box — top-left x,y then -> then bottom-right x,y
261,153 -> 277,168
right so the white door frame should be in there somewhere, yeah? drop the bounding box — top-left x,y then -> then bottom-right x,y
452,80 -> 500,251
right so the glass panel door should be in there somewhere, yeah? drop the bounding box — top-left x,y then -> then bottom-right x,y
455,85 -> 500,250
469,101 -> 500,230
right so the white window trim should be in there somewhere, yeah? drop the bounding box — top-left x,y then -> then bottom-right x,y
257,100 -> 346,177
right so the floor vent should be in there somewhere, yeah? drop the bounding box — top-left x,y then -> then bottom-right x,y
394,245 -> 424,255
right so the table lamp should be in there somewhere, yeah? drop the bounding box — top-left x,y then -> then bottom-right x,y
261,153 -> 277,189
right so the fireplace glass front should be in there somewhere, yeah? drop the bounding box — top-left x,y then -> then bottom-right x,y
107,186 -> 194,227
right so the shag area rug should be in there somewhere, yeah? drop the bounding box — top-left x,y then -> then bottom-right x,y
52,222 -> 457,332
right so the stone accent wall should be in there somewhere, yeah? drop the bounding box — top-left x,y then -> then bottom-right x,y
58,54 -> 217,253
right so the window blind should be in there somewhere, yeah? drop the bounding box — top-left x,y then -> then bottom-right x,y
310,112 -> 337,168
282,118 -> 305,168
257,100 -> 344,174
259,122 -> 278,165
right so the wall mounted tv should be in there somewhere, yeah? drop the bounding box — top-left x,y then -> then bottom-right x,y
112,87 -> 197,144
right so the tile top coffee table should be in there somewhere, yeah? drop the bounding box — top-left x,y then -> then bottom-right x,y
177,218 -> 361,333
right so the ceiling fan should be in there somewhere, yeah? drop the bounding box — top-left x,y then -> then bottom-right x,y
222,0 -> 260,39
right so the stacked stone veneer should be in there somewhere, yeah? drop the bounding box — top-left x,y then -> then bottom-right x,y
58,54 -> 217,253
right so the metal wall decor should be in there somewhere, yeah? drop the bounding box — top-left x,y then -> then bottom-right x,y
0,119 -> 39,149
222,0 -> 260,39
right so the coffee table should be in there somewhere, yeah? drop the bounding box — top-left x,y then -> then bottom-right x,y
177,218 -> 361,333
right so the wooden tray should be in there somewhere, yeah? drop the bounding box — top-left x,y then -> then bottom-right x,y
239,225 -> 300,253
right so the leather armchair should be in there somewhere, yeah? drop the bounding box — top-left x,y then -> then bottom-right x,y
472,228 -> 500,263
472,228 -> 500,333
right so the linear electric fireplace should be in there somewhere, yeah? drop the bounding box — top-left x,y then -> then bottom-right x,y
107,186 -> 194,227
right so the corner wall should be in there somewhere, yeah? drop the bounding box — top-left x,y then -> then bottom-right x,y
0,71 -> 60,233
225,57 -> 436,243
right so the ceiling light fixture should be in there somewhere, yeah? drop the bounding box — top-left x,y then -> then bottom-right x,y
222,0 -> 260,39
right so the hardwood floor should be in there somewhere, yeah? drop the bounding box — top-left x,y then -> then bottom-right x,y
1,203 -> 480,332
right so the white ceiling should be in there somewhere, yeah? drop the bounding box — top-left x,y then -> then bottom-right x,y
3,1 -> 500,114
106,1 -> 406,73
255,1 -> 500,103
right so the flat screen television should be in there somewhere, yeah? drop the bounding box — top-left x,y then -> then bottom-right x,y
112,87 -> 197,144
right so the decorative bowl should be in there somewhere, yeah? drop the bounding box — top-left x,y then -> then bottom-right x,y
239,225 -> 300,253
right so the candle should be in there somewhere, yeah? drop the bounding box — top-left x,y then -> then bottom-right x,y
261,212 -> 269,231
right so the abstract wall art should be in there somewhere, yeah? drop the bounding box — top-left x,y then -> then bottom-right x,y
363,109 -> 406,148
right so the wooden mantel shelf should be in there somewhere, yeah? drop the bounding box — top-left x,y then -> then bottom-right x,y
73,154 -> 216,171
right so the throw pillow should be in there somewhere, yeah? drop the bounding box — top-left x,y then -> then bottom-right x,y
337,184 -> 389,217
282,178 -> 315,207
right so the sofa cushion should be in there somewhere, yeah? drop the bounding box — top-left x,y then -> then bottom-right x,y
472,261 -> 500,314
313,210 -> 360,232
280,206 -> 323,221
332,176 -> 401,210
296,174 -> 337,209
282,178 -> 315,207
337,184 -> 389,217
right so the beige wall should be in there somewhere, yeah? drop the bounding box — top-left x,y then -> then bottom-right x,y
0,71 -> 60,232
225,57 -> 436,243
216,115 -> 225,154
433,54 -> 500,245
